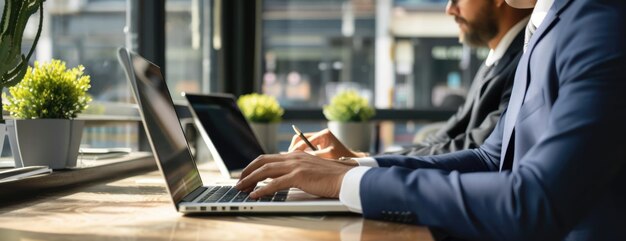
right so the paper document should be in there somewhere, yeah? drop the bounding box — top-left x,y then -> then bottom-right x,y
0,166 -> 52,182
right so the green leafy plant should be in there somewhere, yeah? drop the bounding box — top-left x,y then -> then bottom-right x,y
0,0 -> 45,121
323,90 -> 375,122
237,93 -> 284,123
3,59 -> 92,119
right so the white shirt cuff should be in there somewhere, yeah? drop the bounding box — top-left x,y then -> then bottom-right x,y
354,157 -> 379,167
339,166 -> 371,213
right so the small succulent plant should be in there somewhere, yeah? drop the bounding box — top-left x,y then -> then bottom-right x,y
3,59 -> 92,119
237,93 -> 284,123
323,90 -> 375,122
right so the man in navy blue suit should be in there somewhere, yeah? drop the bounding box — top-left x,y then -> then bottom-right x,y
236,0 -> 626,240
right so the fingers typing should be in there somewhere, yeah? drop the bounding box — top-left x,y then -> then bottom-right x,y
250,175 -> 294,198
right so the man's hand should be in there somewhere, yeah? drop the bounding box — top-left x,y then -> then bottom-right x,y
288,128 -> 367,159
235,151 -> 357,199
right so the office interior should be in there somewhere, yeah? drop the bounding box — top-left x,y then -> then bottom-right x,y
0,0 -> 488,240
1,0 -> 486,157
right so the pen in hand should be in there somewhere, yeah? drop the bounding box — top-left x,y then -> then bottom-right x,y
291,125 -> 318,151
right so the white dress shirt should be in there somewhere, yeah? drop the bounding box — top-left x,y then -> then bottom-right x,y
338,15 -> 537,213
339,157 -> 378,213
531,0 -> 554,29
524,0 -> 554,52
485,16 -> 530,67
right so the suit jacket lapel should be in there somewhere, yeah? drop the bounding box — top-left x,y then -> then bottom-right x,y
527,0 -> 573,51
477,65 -> 496,97
500,53 -> 529,171
499,0 -> 573,171
479,30 -> 525,97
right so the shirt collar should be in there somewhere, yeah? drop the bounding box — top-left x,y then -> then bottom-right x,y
485,16 -> 530,67
531,0 -> 555,28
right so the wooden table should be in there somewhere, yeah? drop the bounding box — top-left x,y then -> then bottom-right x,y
0,161 -> 433,241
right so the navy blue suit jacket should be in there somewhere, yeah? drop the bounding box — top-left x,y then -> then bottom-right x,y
360,0 -> 626,240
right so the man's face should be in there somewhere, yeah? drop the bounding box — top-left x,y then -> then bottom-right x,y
446,0 -> 499,47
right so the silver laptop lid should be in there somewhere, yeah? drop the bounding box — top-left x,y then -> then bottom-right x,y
117,48 -> 203,206
183,93 -> 265,178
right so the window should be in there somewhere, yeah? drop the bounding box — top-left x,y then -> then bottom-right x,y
14,0 -> 218,155
260,0 -> 486,110
14,0 -> 138,151
261,0 -> 376,108
259,0 -> 487,150
166,0 -> 215,101
44,0 -> 129,102
4,0 -> 487,155
164,0 -> 216,159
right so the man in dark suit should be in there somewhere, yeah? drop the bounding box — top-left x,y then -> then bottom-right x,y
236,0 -> 626,240
390,0 -> 531,156
289,0 -> 532,159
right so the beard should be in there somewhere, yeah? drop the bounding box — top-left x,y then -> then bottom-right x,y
457,7 -> 499,47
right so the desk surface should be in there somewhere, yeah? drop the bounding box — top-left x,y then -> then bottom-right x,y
0,161 -> 433,241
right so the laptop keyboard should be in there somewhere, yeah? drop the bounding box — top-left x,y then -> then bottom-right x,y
197,186 -> 288,203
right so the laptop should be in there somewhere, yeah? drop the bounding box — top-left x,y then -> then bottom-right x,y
182,93 -> 264,179
117,48 -> 349,214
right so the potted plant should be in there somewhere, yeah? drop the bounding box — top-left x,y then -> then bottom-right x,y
0,0 -> 46,155
3,59 -> 92,169
237,93 -> 284,153
324,90 -> 375,152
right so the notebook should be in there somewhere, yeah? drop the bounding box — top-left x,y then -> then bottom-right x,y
117,48 -> 349,214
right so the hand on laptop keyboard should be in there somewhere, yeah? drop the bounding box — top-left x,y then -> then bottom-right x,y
235,151 -> 355,199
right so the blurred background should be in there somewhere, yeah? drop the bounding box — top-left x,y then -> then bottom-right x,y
5,0 -> 489,156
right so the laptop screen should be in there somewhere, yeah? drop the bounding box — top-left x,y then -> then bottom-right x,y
185,94 -> 265,172
119,49 -> 203,204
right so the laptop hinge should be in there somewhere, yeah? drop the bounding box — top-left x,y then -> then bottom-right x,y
181,186 -> 207,203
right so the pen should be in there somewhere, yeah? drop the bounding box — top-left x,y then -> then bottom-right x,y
291,125 -> 318,151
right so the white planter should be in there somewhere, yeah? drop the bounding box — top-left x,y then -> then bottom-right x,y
249,122 -> 278,153
0,123 -> 5,160
7,119 -> 84,169
327,121 -> 372,152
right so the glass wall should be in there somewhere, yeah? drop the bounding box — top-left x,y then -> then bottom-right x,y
259,0 -> 487,110
261,0 -> 376,108
42,0 -> 129,103
260,0 -> 487,151
14,0 -> 138,151
6,0 -> 218,155
166,0 -> 214,101
5,0 -> 489,154
165,0 -> 216,160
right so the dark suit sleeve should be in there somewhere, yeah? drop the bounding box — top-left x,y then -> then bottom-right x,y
388,42 -> 521,157
359,2 -> 626,240
419,69 -> 515,156
373,110 -> 505,173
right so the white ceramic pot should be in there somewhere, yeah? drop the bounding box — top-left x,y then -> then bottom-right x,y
249,122 -> 278,153
0,122 -> 5,161
7,119 -> 84,169
327,121 -> 372,152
